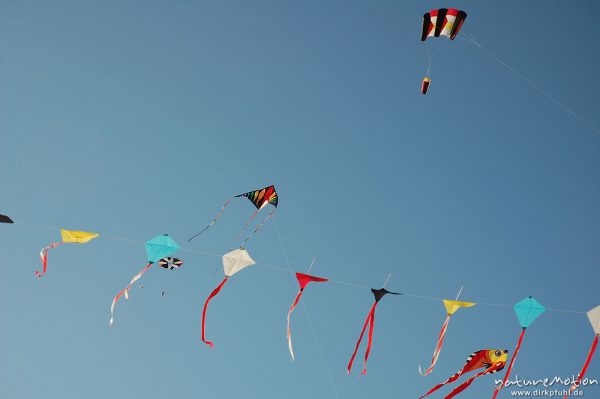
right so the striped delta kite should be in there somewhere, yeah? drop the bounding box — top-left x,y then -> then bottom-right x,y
188,185 -> 278,247
109,234 -> 180,326
419,349 -> 508,399
36,229 -> 99,278
420,8 -> 467,94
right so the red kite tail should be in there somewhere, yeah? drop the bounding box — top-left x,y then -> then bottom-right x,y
564,334 -> 599,399
36,241 -> 64,278
287,290 -> 303,360
446,362 -> 505,399
420,315 -> 451,376
492,328 -> 526,399
109,262 -> 153,326
361,306 -> 376,375
201,277 -> 229,348
188,198 -> 232,242
419,357 -> 472,399
347,303 -> 376,374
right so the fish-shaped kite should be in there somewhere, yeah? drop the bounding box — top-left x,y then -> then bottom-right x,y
420,299 -> 476,376
36,229 -> 99,278
347,288 -> 401,375
420,349 -> 508,399
287,272 -> 328,360
491,296 -> 545,399
201,248 -> 255,348
109,234 -> 180,326
563,305 -> 600,398
188,185 -> 278,247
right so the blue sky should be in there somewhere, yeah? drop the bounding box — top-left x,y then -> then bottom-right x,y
1,1 -> 599,398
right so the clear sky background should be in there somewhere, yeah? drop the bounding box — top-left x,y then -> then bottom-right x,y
1,1 -> 599,398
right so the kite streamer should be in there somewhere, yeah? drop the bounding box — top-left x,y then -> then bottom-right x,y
347,288 -> 400,375
109,234 -> 179,326
492,297 -> 545,399
287,272 -> 328,360
36,229 -> 98,278
201,249 -> 255,348
420,299 -> 475,376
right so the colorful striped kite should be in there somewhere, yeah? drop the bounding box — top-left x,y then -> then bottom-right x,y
188,185 -> 278,246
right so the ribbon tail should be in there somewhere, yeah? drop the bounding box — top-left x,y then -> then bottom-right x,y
492,328 -> 526,399
202,277 -> 229,348
420,315 -> 451,376
108,262 -> 153,326
188,198 -> 232,242
361,308 -> 376,375
446,363 -> 505,399
287,290 -> 303,360
347,303 -> 376,374
241,208 -> 277,248
419,366 -> 467,399
564,334 -> 599,399
36,241 -> 64,278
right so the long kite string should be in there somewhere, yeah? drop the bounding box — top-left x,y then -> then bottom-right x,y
273,218 -> 341,399
188,198 -> 232,242
15,222 -> 588,315
459,31 -> 600,136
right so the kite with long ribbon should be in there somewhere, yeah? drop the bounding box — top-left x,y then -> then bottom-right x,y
287,271 -> 328,360
109,234 -> 180,326
420,298 -> 476,376
36,229 -> 99,278
347,287 -> 401,375
188,185 -> 278,243
201,248 -> 255,348
563,305 -> 600,398
420,349 -> 508,399
491,296 -> 545,399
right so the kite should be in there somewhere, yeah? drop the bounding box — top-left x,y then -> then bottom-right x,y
347,288 -> 401,375
36,229 -> 99,278
0,214 -> 14,223
159,257 -> 183,270
491,296 -> 546,399
563,305 -> 600,398
188,185 -> 278,246
287,271 -> 328,360
419,298 -> 476,376
201,248 -> 255,348
109,234 -> 180,326
420,8 -> 467,94
419,349 -> 508,399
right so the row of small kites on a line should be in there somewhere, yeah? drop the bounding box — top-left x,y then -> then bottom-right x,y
1,184 -> 598,399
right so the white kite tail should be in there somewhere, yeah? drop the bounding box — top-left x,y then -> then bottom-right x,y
188,198 -> 232,242
419,315 -> 451,376
240,208 -> 277,248
109,262 -> 153,326
36,241 -> 64,278
286,290 -> 303,360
